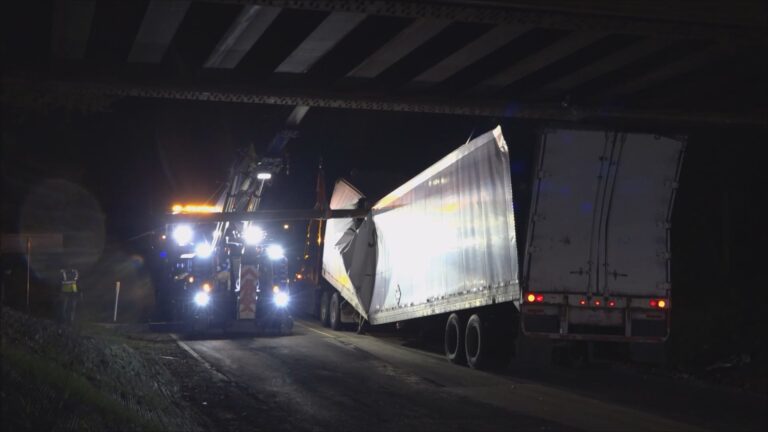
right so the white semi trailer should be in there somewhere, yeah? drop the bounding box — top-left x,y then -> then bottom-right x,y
316,127 -> 685,368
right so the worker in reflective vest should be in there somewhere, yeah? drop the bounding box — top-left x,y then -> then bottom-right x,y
60,268 -> 80,324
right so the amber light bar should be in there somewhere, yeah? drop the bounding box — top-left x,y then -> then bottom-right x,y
171,204 -> 220,214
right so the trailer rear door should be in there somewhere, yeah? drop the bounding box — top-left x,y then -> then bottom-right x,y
601,134 -> 684,298
523,130 -> 612,297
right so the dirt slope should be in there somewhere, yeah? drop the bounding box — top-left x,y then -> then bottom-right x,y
1,307 -> 203,431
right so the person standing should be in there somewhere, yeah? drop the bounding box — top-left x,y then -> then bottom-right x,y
60,268 -> 80,324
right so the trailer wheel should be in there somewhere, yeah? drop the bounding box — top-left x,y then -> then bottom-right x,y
465,313 -> 513,370
320,290 -> 331,327
465,314 -> 487,369
329,292 -> 342,331
444,313 -> 466,365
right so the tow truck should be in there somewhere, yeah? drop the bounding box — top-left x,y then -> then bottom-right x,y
153,105 -> 368,335
159,148 -> 294,335
155,105 -> 313,335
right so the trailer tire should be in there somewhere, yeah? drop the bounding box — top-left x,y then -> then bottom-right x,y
444,313 -> 466,365
320,290 -> 331,327
465,314 -> 488,369
329,292 -> 342,331
465,313 -> 514,370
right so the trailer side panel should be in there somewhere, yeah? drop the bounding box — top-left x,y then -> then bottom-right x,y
368,127 -> 520,324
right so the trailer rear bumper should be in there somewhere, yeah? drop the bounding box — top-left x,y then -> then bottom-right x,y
521,300 -> 669,343
523,331 -> 667,343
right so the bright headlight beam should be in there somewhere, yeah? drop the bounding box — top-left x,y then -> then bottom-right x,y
195,242 -> 213,258
243,225 -> 265,245
173,225 -> 194,246
194,291 -> 210,307
257,172 -> 272,180
266,244 -> 284,260
274,291 -> 289,308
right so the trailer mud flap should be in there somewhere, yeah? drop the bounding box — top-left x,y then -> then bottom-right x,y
523,314 -> 560,333
630,310 -> 668,338
522,304 -> 560,333
631,319 -> 667,338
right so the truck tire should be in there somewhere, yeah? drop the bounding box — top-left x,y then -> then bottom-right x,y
444,313 -> 466,365
465,314 -> 487,369
320,290 -> 331,327
465,313 -> 514,370
280,316 -> 294,336
329,292 -> 342,331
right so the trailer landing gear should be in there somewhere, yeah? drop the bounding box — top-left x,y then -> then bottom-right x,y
356,316 -> 368,334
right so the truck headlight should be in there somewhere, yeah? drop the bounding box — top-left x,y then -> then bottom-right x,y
243,225 -> 265,245
267,244 -> 284,260
194,291 -> 210,307
195,242 -> 213,258
274,291 -> 289,308
173,225 -> 194,246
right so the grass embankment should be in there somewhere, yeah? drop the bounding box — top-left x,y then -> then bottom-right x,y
1,307 -> 202,431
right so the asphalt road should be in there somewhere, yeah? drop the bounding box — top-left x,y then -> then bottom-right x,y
177,319 -> 765,431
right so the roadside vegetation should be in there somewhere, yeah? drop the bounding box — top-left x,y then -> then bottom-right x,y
1,306 -> 203,431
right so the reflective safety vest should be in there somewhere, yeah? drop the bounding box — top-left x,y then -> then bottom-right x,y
61,280 -> 78,293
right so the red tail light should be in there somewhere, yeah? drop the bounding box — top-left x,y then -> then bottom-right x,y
593,299 -> 602,306
526,293 -> 544,303
649,299 -> 667,309
607,300 -> 616,307
579,299 -> 587,306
